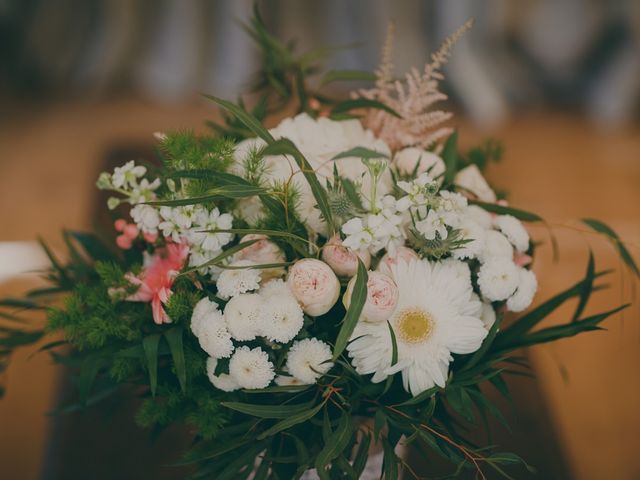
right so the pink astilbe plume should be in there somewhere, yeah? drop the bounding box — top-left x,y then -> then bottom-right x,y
356,20 -> 474,151
126,241 -> 189,324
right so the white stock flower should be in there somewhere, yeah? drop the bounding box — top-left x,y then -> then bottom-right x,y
287,259 -> 340,316
477,258 -> 520,301
224,293 -> 264,341
112,160 -> 146,189
158,206 -> 194,242
344,271 -> 398,323
206,358 -> 239,392
234,113 -> 391,234
286,338 -> 333,384
129,178 -> 161,204
130,204 -> 160,234
394,148 -> 445,178
454,164 -> 496,202
216,261 -> 261,300
506,268 -> 537,312
190,298 -> 233,359
188,207 -> 234,253
229,346 -> 275,389
347,258 -> 487,396
342,218 -> 374,251
395,173 -> 438,212
494,215 -> 530,252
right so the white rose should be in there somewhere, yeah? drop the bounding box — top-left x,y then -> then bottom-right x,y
376,246 -> 420,278
234,113 -> 392,235
454,164 -> 496,203
321,236 -> 371,277
343,271 -> 398,323
234,234 -> 286,281
394,148 -> 445,178
286,258 -> 340,316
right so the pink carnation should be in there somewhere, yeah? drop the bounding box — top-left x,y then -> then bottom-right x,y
126,242 -> 189,324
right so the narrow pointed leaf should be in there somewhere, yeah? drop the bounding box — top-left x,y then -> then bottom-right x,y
470,200 -> 543,222
331,147 -> 389,161
257,402 -> 323,440
582,218 -> 640,278
332,259 -> 368,361
204,95 -> 274,143
331,98 -> 402,118
142,334 -> 161,396
164,328 -> 186,392
221,401 -> 314,419
320,69 -> 377,86
442,132 -> 459,184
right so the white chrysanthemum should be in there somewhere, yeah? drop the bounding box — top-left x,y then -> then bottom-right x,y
228,346 -> 275,389
206,357 -> 239,392
234,113 -> 391,234
477,258 -> 520,301
506,268 -> 538,312
347,258 -> 487,396
261,294 -> 304,343
216,261 -> 261,300
259,279 -> 290,298
286,338 -> 334,384
464,205 -> 493,229
480,230 -> 514,262
452,218 -> 485,260
494,215 -> 529,252
224,293 -> 264,341
190,298 -> 234,358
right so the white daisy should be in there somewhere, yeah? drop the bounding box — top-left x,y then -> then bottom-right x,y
477,258 -> 520,301
228,346 -> 275,389
286,338 -> 334,384
216,261 -> 261,300
494,215 -> 529,252
190,298 -> 234,359
506,268 -> 538,312
224,293 -> 264,341
347,258 -> 487,396
206,357 -> 239,392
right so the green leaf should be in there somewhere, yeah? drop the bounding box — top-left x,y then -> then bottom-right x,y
495,268 -> 611,346
582,218 -> 640,278
374,409 -> 386,439
442,131 -> 459,184
241,384 -> 311,394
572,251 -> 595,322
257,402 -> 324,440
262,138 -> 334,232
181,239 -> 260,274
331,98 -> 402,118
352,431 -> 371,477
445,386 -> 475,423
382,320 -> 398,395
382,438 -> 399,480
320,69 -> 377,86
332,259 -> 368,361
395,386 -> 439,407
78,357 -> 104,401
331,147 -> 389,162
221,401 -> 314,419
164,328 -> 186,392
204,95 -> 274,144
66,231 -> 113,262
146,185 -> 265,206
315,413 -> 353,479
142,334 -> 161,396
469,200 -> 544,223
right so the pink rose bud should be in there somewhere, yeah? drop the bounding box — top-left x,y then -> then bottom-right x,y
143,231 -> 158,244
513,251 -> 532,267
235,234 -> 286,281
116,234 -> 133,250
123,224 -> 139,239
377,246 -> 420,278
286,259 -> 340,317
114,219 -> 127,232
321,236 -> 371,277
344,271 -> 398,323
308,98 -> 321,110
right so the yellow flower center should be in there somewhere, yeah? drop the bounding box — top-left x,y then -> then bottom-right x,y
395,308 -> 434,344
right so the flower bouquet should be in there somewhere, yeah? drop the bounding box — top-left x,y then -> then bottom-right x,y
2,8 -> 637,480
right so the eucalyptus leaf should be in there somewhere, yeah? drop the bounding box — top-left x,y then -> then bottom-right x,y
582,218 -> 640,278
257,402 -> 324,440
221,401 -> 314,419
332,259 -> 368,361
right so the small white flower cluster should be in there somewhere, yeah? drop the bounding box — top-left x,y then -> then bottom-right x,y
342,195 -> 405,254
96,160 -> 161,209
191,276 -> 334,391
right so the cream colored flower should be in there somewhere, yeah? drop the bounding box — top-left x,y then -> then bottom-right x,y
344,271 -> 398,323
321,235 -> 371,277
454,164 -> 496,202
234,234 -> 286,281
394,148 -> 445,178
286,259 -> 340,316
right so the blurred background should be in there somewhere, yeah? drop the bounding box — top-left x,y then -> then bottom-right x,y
1,0 -> 639,479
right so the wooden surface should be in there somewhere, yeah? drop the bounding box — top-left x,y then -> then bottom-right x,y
0,99 -> 638,479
